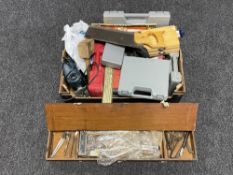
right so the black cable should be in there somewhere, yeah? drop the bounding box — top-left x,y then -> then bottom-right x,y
63,96 -> 75,102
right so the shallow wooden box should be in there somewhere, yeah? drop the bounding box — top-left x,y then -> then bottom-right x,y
58,50 -> 186,103
45,103 -> 198,162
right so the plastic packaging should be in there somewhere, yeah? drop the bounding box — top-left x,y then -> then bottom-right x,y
82,131 -> 162,166
62,20 -> 89,73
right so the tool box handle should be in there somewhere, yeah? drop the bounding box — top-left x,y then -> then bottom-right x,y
123,13 -> 151,24
125,13 -> 149,18
132,87 -> 152,99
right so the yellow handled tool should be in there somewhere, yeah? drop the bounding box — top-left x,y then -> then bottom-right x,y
134,26 -> 180,56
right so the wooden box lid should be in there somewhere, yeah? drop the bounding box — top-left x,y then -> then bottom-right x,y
45,103 -> 198,131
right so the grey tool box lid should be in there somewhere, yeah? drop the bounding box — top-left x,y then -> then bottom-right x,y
103,11 -> 171,26
118,56 -> 171,101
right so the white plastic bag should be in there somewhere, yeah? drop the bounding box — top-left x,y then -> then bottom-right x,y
62,20 -> 89,73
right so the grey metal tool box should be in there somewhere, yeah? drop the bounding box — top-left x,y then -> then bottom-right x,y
118,56 -> 171,101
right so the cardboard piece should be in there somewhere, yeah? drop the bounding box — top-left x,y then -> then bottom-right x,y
78,39 -> 94,59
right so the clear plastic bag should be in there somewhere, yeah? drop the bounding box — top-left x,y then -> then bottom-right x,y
83,131 -> 162,166
62,20 -> 88,73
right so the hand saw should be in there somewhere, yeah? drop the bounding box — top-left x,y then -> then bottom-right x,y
85,25 -> 180,57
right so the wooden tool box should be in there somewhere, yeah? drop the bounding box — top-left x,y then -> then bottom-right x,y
50,23 -> 198,163
45,103 -> 198,161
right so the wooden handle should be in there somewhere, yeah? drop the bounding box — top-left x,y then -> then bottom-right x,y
134,29 -> 165,49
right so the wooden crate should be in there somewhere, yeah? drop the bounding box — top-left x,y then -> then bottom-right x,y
59,50 -> 186,103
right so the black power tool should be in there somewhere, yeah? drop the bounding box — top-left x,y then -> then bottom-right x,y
62,55 -> 87,91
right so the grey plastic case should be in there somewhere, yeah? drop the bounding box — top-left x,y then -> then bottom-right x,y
118,56 -> 171,101
170,53 -> 182,92
102,43 -> 125,69
103,11 -> 171,26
